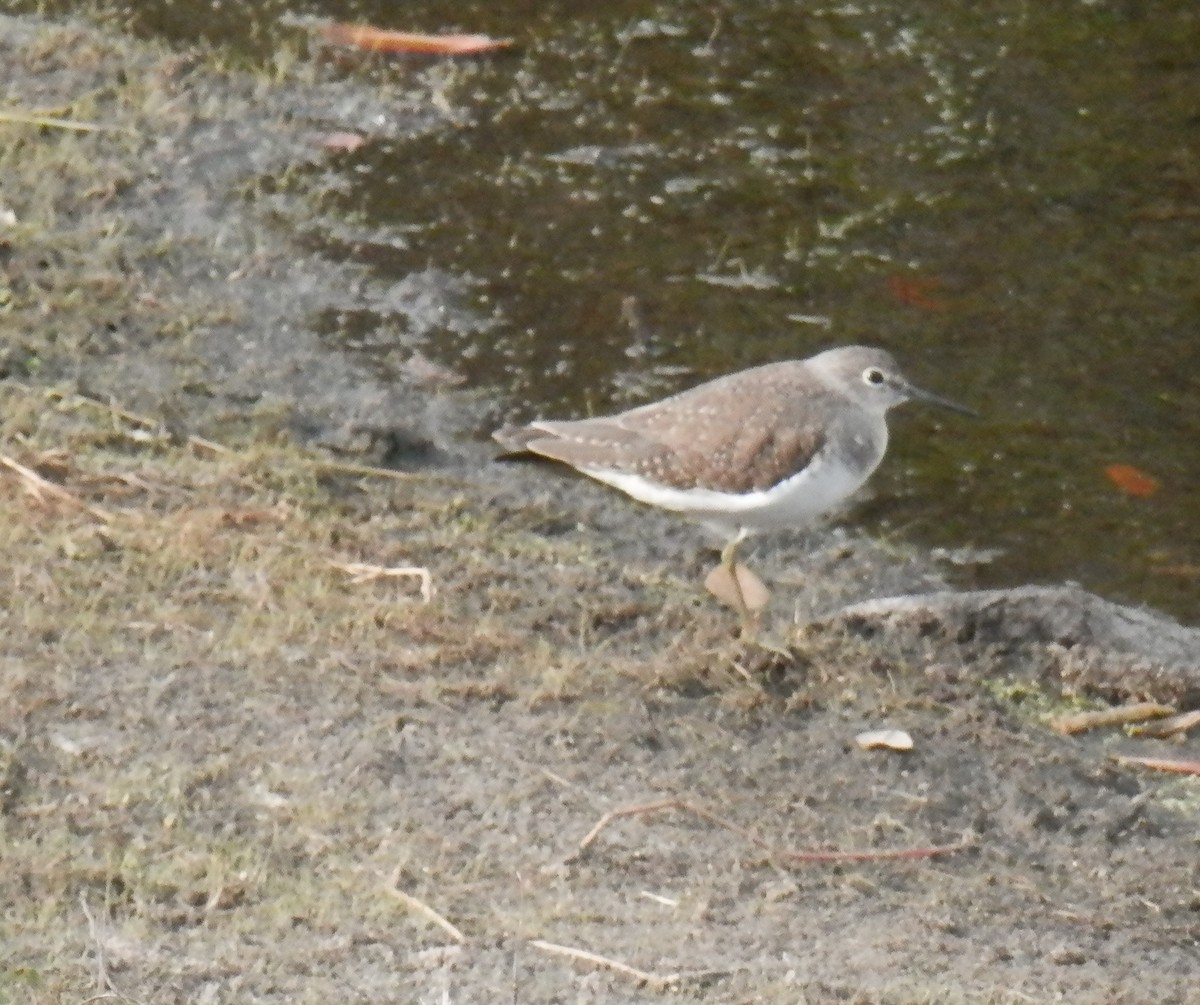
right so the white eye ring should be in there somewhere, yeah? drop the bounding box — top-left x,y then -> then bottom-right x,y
863,367 -> 885,386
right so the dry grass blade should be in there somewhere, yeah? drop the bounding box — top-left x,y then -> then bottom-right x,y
314,459 -> 429,481
42,387 -> 232,455
79,894 -> 150,1004
0,453 -> 115,523
1049,702 -> 1175,735
0,109 -> 139,134
529,939 -> 680,989
78,893 -> 116,994
332,560 -> 434,602
384,870 -> 466,943
574,797 -> 974,865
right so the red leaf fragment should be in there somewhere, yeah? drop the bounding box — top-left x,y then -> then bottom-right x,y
320,23 -> 513,56
1104,463 -> 1160,498
885,275 -> 947,311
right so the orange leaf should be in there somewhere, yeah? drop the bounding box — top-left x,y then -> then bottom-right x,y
320,23 -> 512,56
1104,463 -> 1160,498
885,275 -> 947,311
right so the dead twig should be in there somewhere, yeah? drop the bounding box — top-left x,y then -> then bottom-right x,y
1049,702 -> 1175,735
332,560 -> 434,602
1128,709 -> 1200,739
1109,754 -> 1200,776
778,837 -> 975,864
384,869 -> 466,943
0,453 -> 115,523
573,797 -> 973,865
528,939 -> 681,989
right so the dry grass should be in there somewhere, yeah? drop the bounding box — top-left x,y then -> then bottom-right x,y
0,379 -> 671,1001
0,392 -> 1017,1002
3,388 -> 1195,1005
0,24 -> 215,384
2,15 -> 1196,1005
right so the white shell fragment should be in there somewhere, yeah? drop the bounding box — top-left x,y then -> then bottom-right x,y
855,729 -> 914,752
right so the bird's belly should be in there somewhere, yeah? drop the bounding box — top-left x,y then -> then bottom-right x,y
713,457 -> 869,532
586,452 -> 872,536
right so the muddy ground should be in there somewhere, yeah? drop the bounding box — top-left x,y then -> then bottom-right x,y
1,13 -> 1197,1005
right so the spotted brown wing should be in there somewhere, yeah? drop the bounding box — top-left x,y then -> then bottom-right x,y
496,362 -> 833,494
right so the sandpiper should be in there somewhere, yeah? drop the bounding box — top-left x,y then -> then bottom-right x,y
494,345 -> 972,631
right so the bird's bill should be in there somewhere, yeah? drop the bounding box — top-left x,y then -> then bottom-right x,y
905,382 -> 978,417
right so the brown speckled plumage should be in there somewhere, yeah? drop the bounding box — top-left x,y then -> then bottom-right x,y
499,362 -> 832,494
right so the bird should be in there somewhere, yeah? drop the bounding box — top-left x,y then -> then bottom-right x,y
494,345 -> 973,632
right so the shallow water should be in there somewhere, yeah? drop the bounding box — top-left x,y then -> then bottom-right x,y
28,0 -> 1200,622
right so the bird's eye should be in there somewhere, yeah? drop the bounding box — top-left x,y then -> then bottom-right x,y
864,368 -> 885,385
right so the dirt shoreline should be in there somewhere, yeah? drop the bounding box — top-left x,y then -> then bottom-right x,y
1,13 -> 1197,1004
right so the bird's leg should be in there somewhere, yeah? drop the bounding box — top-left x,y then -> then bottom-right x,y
720,536 -> 758,639
700,534 -> 753,638
704,531 -> 769,637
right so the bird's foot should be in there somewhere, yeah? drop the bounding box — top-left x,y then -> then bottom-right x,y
704,559 -> 770,634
